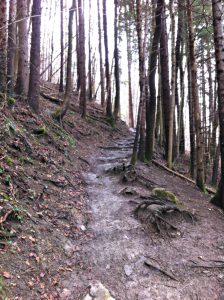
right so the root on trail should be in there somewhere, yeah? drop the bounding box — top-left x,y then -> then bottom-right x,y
135,197 -> 195,234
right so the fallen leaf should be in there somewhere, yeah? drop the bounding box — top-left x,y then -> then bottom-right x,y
3,271 -> 11,279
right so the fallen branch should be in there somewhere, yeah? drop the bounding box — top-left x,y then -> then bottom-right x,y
152,160 -> 215,195
40,92 -> 63,104
144,260 -> 179,281
78,156 -> 90,165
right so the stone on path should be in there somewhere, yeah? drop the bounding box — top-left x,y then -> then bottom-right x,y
83,281 -> 115,300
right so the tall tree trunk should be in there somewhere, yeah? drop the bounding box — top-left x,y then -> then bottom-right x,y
145,0 -> 163,161
188,55 -> 195,178
113,0 -> 120,120
27,0 -> 41,113
186,0 -> 205,191
75,0 -> 80,92
97,0 -> 105,107
0,0 -> 7,93
78,0 -> 86,117
16,0 -> 29,96
103,0 -> 113,119
167,0 -> 176,168
124,3 -> 134,128
88,0 -> 92,101
160,5 -> 170,159
53,0 -> 75,121
59,0 -> 64,92
211,0 -> 224,209
7,0 -> 17,95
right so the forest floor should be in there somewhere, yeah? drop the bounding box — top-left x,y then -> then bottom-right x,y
0,84 -> 223,300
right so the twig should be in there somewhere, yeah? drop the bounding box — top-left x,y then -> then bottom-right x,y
144,260 -> 179,281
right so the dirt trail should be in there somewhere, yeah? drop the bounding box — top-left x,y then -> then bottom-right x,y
61,134 -> 224,300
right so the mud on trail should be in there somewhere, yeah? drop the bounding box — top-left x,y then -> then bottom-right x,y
71,134 -> 224,300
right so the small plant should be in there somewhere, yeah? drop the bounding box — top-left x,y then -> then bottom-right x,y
7,97 -> 16,107
4,156 -> 13,166
0,167 -> 4,175
11,207 -> 23,222
4,175 -> 11,186
0,276 -> 9,300
66,135 -> 76,147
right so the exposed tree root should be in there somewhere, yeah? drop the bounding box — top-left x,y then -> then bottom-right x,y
135,198 -> 195,234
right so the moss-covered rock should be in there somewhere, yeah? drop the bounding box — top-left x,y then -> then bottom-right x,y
152,188 -> 181,206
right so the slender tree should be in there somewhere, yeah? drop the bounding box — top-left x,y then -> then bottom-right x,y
145,0 -> 163,161
59,0 -> 64,92
16,0 -> 29,96
113,0 -> 120,120
97,0 -> 105,107
27,0 -> 42,112
7,0 -> 17,95
103,0 -> 113,119
0,0 -> 7,93
186,0 -> 205,191
78,0 -> 86,117
211,0 -> 224,209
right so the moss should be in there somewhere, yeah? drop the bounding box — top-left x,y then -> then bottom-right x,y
4,156 -> 13,166
66,135 -> 76,147
33,127 -> 48,136
7,97 -> 16,107
4,175 -> 11,186
152,188 -> 181,205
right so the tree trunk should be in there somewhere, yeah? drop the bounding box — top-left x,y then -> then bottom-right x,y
78,0 -> 86,117
167,0 -> 176,168
125,3 -> 134,128
103,0 -> 113,120
0,0 -> 7,92
7,0 -> 17,95
27,0 -> 41,112
97,0 -> 105,107
186,0 -> 205,191
211,0 -> 224,209
88,0 -> 92,101
113,0 -> 120,120
145,0 -> 163,161
53,0 -> 75,121
160,5 -> 170,159
59,0 -> 64,92
16,0 -> 29,96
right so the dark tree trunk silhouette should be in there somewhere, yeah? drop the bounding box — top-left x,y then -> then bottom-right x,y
78,0 -> 86,117
16,0 -> 29,96
7,0 -> 17,95
211,0 -> 224,209
186,0 -> 205,191
103,0 -> 113,119
113,0 -> 120,120
27,0 -> 41,113
59,0 -> 64,92
145,0 -> 163,161
0,0 -> 7,92
97,0 -> 105,107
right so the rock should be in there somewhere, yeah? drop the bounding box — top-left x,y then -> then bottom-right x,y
64,241 -> 74,257
83,281 -> 115,300
124,264 -> 133,277
60,288 -> 72,299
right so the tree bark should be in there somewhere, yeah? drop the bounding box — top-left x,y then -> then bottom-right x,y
145,0 -> 163,161
113,0 -> 120,120
59,0 -> 64,92
78,0 -> 86,117
0,0 -> 7,92
16,0 -> 29,96
7,0 -> 17,95
186,0 -> 205,191
97,0 -> 105,107
211,0 -> 224,209
27,0 -> 41,113
103,0 -> 113,119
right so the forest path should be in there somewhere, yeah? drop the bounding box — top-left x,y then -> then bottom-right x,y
63,134 -> 224,300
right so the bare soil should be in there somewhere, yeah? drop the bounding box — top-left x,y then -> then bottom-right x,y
0,89 -> 223,300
